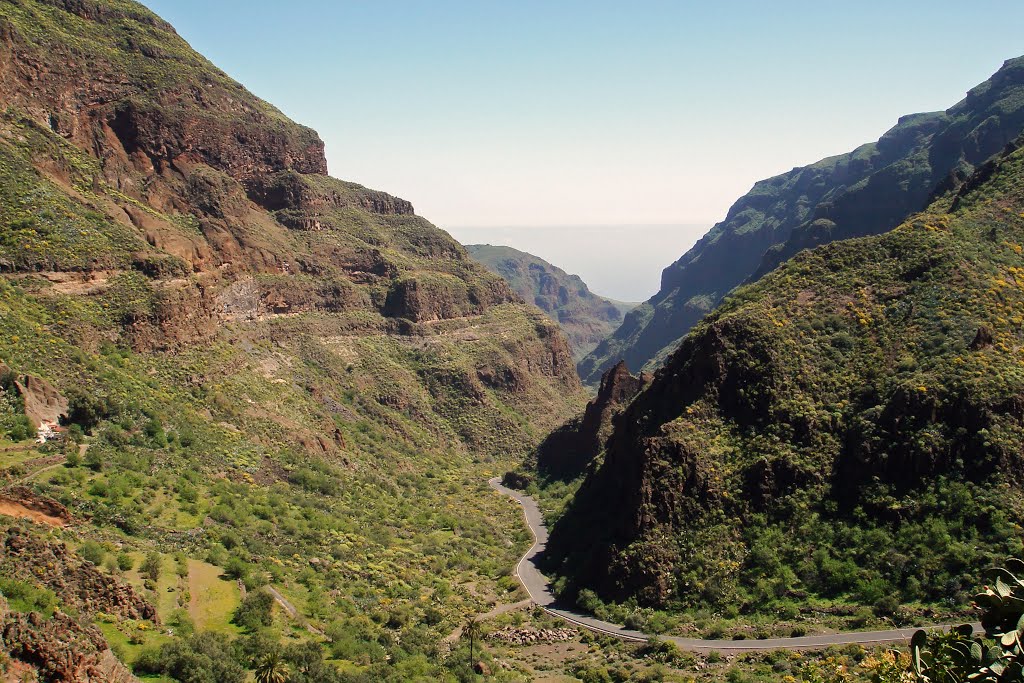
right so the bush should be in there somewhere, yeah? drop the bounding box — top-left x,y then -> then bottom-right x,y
116,553 -> 134,572
234,590 -> 274,631
78,540 -> 105,566
0,578 -> 57,615
6,415 -> 31,442
141,551 -> 162,581
134,632 -> 245,683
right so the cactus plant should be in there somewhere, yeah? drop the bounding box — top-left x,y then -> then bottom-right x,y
910,560 -> 1024,682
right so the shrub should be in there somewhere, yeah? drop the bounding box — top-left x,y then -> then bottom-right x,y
116,553 -> 134,572
234,590 -> 274,631
78,540 -> 105,566
141,551 -> 162,581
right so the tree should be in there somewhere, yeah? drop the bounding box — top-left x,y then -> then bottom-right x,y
254,651 -> 290,683
234,590 -> 274,631
141,551 -> 162,581
464,615 -> 480,671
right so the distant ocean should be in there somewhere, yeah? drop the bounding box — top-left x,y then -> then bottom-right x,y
447,224 -> 711,303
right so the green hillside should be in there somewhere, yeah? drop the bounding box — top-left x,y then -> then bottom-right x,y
466,244 -> 636,360
579,56 -> 1024,385
547,137 -> 1024,626
0,0 -> 586,679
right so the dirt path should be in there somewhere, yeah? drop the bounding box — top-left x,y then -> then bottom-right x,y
267,586 -> 322,636
490,477 -> 981,653
21,459 -> 65,482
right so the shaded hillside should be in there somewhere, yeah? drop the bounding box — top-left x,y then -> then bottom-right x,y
579,56 -> 1024,384
547,137 -> 1024,615
467,244 -> 636,360
0,0 -> 586,678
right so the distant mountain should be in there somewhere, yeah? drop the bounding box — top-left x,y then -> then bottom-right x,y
547,134 -> 1024,614
467,244 -> 637,360
578,56 -> 1024,385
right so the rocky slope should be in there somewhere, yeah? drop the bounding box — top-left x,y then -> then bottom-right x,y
533,361 -> 650,481
0,0 -> 585,678
467,244 -> 636,360
579,56 -> 1024,385
547,136 -> 1024,614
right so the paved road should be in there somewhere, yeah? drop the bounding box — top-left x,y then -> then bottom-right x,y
489,477 -> 978,653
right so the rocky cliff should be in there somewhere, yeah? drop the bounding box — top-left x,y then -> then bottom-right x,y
547,137 -> 1024,613
578,56 -> 1024,385
467,244 -> 636,360
535,361 -> 650,481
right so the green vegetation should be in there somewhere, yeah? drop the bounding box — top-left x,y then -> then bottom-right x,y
910,560 -> 1024,682
579,55 -> 1024,386
467,244 -> 636,360
548,139 -> 1024,628
0,0 -> 585,680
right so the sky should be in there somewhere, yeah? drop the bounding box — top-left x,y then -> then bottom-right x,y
143,0 -> 1024,300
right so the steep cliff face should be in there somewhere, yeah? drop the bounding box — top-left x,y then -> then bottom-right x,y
0,0 -> 586,675
467,244 -> 636,360
579,56 -> 1024,385
548,139 -> 1024,612
536,361 -> 650,481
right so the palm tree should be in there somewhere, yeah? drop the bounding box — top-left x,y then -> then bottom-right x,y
465,615 -> 480,671
254,651 -> 290,683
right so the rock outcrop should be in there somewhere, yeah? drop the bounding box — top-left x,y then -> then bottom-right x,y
13,374 -> 68,429
536,361 -> 650,480
2,608 -> 139,683
0,527 -> 157,622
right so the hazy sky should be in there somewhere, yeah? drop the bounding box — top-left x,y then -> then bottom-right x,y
142,1 -> 1024,300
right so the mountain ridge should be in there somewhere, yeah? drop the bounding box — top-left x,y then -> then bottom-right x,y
578,56 -> 1024,384
546,134 -> 1024,616
466,243 -> 636,360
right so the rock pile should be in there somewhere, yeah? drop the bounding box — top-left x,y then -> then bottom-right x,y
0,527 -> 157,622
487,626 -> 576,646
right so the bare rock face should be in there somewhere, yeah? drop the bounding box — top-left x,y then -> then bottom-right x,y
536,361 -> 650,480
13,374 -> 68,429
0,487 -> 74,526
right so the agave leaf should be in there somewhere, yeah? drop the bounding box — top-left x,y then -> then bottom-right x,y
996,577 -> 1012,598
1001,631 -> 1018,648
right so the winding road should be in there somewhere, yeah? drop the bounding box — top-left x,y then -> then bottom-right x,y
489,477 -> 978,653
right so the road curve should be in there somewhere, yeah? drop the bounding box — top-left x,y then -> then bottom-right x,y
489,477 -> 978,653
